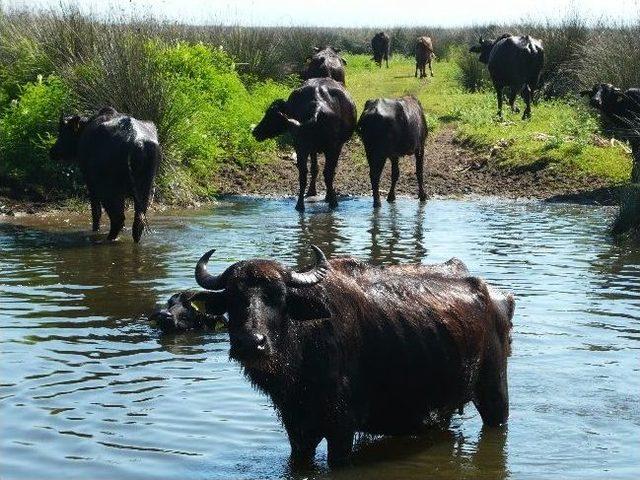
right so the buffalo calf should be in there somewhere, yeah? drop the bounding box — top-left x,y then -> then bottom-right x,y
415,36 -> 435,78
50,107 -> 160,242
357,96 -> 428,207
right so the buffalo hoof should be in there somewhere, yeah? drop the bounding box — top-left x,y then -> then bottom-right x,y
305,189 -> 317,198
295,202 -> 305,212
418,193 -> 427,202
522,112 -> 531,120
386,194 -> 396,202
328,198 -> 338,209
373,200 -> 382,209
511,106 -> 520,114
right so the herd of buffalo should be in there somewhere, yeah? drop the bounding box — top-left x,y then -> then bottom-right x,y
47,31 -> 639,468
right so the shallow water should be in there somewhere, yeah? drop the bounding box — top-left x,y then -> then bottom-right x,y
1,197 -> 639,479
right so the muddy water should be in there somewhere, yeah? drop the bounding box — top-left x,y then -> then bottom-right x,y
1,197 -> 639,479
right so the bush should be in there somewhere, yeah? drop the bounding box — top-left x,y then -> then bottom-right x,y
0,76 -> 78,197
452,46 -> 491,92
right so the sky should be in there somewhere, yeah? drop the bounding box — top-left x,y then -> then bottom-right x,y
4,0 -> 640,27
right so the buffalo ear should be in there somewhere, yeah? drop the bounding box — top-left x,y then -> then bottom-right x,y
188,290 -> 227,316
68,115 -> 81,132
286,291 -> 331,322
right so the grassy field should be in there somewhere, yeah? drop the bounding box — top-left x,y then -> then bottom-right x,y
344,53 -> 632,183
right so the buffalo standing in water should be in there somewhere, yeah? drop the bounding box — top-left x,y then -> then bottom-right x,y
357,96 -> 429,207
153,246 -> 515,468
371,32 -> 390,68
470,34 -> 544,119
252,78 -> 357,211
302,46 -> 347,85
50,107 -> 160,242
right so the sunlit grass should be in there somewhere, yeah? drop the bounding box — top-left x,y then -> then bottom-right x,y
345,54 -> 632,183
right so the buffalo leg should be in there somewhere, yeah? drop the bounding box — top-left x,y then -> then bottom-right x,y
385,53 -> 389,68
387,157 -> 399,202
369,157 -> 385,208
495,85 -> 504,118
416,148 -> 427,202
104,196 -> 126,242
326,428 -> 354,468
474,352 -> 509,427
508,88 -> 520,114
323,149 -> 340,209
131,143 -> 159,243
632,142 -> 640,183
521,85 -> 532,120
90,196 -> 102,232
428,59 -> 434,77
306,153 -> 318,197
415,63 -> 419,78
285,425 -> 321,468
295,150 -> 309,212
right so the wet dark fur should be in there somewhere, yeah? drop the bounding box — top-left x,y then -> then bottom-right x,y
176,255 -> 514,467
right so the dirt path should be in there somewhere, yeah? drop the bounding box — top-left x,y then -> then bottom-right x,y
213,126 -> 620,204
0,126 -> 621,218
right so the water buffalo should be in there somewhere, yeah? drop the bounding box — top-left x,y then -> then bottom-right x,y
415,36 -> 435,78
371,32 -> 390,68
156,246 -> 515,468
150,290 -> 225,333
581,84 -> 640,182
470,34 -> 544,119
50,107 -> 160,242
252,78 -> 357,211
302,46 -> 346,85
357,96 -> 428,207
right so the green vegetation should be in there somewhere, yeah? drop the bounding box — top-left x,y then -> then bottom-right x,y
345,54 -> 632,182
0,6 -> 637,208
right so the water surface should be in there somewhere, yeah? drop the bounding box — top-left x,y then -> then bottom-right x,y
1,197 -> 639,479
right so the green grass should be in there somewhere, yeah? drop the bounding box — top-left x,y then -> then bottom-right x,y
345,54 -> 633,183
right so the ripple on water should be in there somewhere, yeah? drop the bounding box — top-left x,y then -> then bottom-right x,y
1,197 -> 639,480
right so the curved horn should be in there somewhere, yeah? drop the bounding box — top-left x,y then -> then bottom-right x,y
195,249 -> 226,290
288,245 -> 330,287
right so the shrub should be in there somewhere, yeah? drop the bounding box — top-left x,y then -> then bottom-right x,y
0,76 -> 77,197
452,46 -> 491,92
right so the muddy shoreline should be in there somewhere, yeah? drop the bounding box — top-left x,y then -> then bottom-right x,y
0,127 -> 623,219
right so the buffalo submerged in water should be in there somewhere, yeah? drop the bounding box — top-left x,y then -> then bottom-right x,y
152,246 -> 515,467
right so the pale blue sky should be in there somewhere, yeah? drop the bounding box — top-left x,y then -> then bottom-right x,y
4,0 -> 639,27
